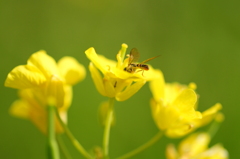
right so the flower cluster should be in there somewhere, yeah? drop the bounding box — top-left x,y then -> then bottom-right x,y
4,44 -> 228,159
5,50 -> 85,133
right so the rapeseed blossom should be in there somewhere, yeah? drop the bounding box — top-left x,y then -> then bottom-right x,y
166,132 -> 228,159
5,50 -> 86,133
149,71 -> 222,138
85,44 -> 160,101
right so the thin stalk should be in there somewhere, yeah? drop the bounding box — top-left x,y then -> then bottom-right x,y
47,106 -> 60,159
115,131 -> 163,159
55,109 -> 93,159
103,98 -> 115,158
56,134 -> 72,159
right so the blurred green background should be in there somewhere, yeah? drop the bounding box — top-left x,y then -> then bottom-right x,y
1,0 -> 239,158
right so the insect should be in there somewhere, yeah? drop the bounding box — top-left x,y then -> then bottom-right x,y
124,48 -> 159,76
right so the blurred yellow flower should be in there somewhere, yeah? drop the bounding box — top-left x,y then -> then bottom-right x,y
5,50 -> 85,107
85,44 -> 160,101
9,89 -> 69,134
149,71 -> 202,137
191,103 -> 223,131
5,50 -> 86,133
150,71 -> 223,138
166,132 -> 229,159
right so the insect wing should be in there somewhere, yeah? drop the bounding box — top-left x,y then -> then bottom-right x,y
141,55 -> 160,64
129,48 -> 140,64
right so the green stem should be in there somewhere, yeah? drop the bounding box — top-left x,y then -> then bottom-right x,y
115,131 -> 163,159
56,134 -> 72,159
55,109 -> 93,159
103,98 -> 115,158
47,106 -> 60,159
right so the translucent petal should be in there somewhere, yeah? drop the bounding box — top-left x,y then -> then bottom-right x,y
89,63 -> 106,96
165,83 -> 188,105
193,103 -> 222,127
103,78 -> 116,98
151,102 -> 180,130
197,144 -> 229,159
98,101 -> 115,126
27,50 -> 59,79
172,89 -> 199,120
166,123 -> 194,138
149,70 -> 165,102
166,144 -> 178,159
58,56 -> 86,85
59,85 -> 72,111
178,133 -> 210,156
9,99 -> 30,119
47,75 -> 65,107
116,80 -> 146,101
4,65 -> 46,89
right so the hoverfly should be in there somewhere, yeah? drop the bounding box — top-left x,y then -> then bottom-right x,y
124,48 -> 159,76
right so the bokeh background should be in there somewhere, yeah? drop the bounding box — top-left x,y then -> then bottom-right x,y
1,0 -> 239,158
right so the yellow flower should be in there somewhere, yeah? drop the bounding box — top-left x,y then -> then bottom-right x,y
9,89 -> 69,134
166,132 -> 229,159
149,71 -> 223,138
5,50 -> 85,107
149,71 -> 202,137
190,103 -> 223,131
85,43 -> 160,101
5,50 -> 86,133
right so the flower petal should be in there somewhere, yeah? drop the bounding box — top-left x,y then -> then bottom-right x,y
197,144 -> 229,159
116,43 -> 128,68
58,56 -> 86,85
85,47 -> 116,74
89,63 -> 106,96
47,75 -> 65,107
103,78 -> 116,98
27,50 -> 59,79
193,103 -> 222,128
149,70 -> 165,102
172,89 -> 199,120
150,99 -> 180,130
116,80 -> 146,101
4,65 -> 46,89
9,99 -> 30,119
178,133 -> 210,156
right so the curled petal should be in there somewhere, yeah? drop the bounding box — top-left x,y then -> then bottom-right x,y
85,47 -> 116,74
58,56 -> 86,85
60,85 -> 72,111
193,103 -> 222,128
116,80 -> 146,101
27,50 -> 59,79
5,65 -> 46,89
89,63 -> 106,96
